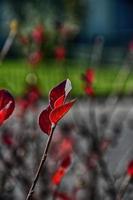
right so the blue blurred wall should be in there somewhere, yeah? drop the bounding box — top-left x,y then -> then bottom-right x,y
79,0 -> 133,45
0,0 -> 133,46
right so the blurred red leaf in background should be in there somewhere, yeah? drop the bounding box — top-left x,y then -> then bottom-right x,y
52,155 -> 71,185
127,160 -> 133,176
0,90 -> 15,125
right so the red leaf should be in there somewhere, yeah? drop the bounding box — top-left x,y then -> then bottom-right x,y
50,99 -> 76,124
60,138 -> 73,156
52,167 -> 66,185
61,155 -> 71,169
55,46 -> 66,61
54,95 -> 65,108
2,134 -> 14,146
28,51 -> 43,66
0,90 -> 15,125
32,25 -> 44,44
85,86 -> 94,96
85,68 -> 95,84
52,155 -> 71,185
127,160 -> 133,176
54,191 -> 72,200
49,79 -> 72,108
39,105 -> 52,135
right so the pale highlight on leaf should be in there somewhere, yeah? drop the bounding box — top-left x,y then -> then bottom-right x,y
65,79 -> 72,97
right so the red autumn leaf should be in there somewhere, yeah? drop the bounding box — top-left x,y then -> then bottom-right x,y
28,51 -> 43,66
49,79 -> 72,108
2,133 -> 14,146
17,98 -> 29,116
54,191 -> 72,200
52,155 -> 71,185
59,138 -> 73,157
0,90 -> 15,125
85,86 -> 94,96
55,46 -> 66,61
54,95 -> 65,108
26,85 -> 41,105
128,40 -> 133,53
85,68 -> 95,84
39,105 -> 52,135
32,25 -> 44,44
127,160 -> 133,176
50,99 -> 76,124
19,35 -> 29,45
61,155 -> 71,168
52,167 -> 66,185
39,79 -> 76,135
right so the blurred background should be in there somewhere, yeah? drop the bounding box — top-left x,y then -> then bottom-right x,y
0,0 -> 133,96
1,0 -> 133,200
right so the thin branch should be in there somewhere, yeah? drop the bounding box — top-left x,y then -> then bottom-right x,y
26,125 -> 56,200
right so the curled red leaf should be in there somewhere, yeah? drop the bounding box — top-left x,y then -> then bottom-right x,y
54,95 -> 65,108
49,79 -> 72,108
39,79 -> 76,135
39,105 -> 52,135
50,99 -> 76,124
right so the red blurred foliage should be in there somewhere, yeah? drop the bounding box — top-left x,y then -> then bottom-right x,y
127,160 -> 133,176
25,85 -> 41,105
83,68 -> 95,84
87,153 -> 99,169
0,90 -> 15,125
128,40 -> 133,53
17,85 -> 41,116
19,35 -> 29,45
99,138 -> 111,152
28,51 -> 43,66
2,132 -> 15,147
17,98 -> 29,116
59,138 -> 73,157
52,167 -> 66,185
50,134 -> 74,161
52,155 -> 71,185
32,25 -> 45,44
84,86 -> 94,96
39,79 -> 76,135
82,68 -> 95,96
54,191 -> 72,200
55,46 -> 66,61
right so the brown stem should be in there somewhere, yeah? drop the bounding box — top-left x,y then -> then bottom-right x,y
26,124 -> 56,200
116,175 -> 131,200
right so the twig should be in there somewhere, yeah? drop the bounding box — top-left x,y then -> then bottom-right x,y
26,124 -> 56,200
116,175 -> 131,200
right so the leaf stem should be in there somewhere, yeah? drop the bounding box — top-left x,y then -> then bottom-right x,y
26,124 -> 56,200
